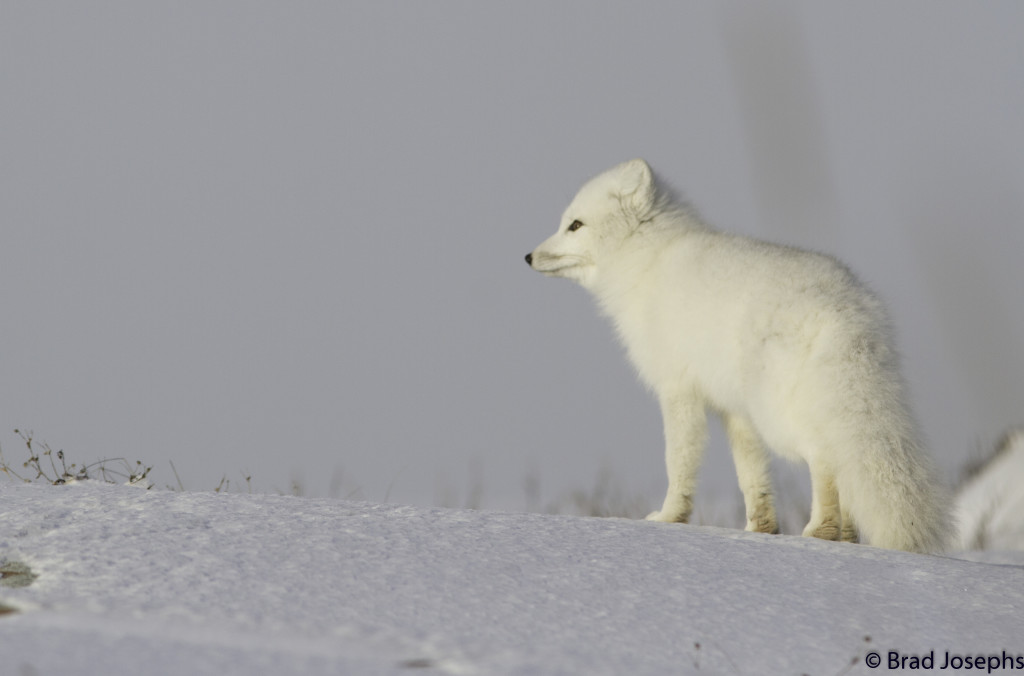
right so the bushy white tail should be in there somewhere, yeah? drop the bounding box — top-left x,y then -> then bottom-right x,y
838,429 -> 948,553
828,350 -> 950,553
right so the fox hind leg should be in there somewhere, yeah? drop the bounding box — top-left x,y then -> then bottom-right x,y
803,463 -> 843,541
840,504 -> 859,543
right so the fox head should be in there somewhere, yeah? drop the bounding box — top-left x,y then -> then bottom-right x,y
525,158 -> 658,289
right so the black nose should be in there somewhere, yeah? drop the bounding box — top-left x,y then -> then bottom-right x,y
525,253 -> 533,266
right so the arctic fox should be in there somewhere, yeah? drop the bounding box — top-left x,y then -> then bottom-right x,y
525,159 -> 949,553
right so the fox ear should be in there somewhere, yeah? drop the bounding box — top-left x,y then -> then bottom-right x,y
615,158 -> 655,216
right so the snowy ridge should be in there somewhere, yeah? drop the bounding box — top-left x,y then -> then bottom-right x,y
1,482 -> 1022,675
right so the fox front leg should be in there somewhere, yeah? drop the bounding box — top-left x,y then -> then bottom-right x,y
724,413 -> 779,534
646,393 -> 708,523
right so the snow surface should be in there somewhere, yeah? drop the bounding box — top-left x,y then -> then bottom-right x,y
2,482 -> 1023,675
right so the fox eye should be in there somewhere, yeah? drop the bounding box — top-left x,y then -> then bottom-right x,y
568,220 -> 584,232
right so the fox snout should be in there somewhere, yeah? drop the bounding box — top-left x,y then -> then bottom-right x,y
524,242 -> 590,283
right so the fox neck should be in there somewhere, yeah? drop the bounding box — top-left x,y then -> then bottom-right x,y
586,229 -> 671,321
586,211 -> 701,319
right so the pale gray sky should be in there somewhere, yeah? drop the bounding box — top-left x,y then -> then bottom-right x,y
2,2 -> 1022,518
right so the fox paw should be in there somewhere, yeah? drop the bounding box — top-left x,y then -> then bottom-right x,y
840,523 -> 860,543
746,516 -> 780,535
803,520 -> 841,541
645,510 -> 687,523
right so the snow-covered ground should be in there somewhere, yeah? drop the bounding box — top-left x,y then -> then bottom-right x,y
2,481 -> 1023,675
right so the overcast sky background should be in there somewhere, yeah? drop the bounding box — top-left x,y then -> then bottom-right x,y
3,3 -> 1022,519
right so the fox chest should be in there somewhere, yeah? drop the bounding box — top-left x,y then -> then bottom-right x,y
611,299 -> 697,387
608,290 -> 749,399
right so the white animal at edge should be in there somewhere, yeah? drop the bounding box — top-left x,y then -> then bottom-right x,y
525,159 -> 949,553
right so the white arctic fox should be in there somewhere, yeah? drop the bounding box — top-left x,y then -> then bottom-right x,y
526,159 -> 949,553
